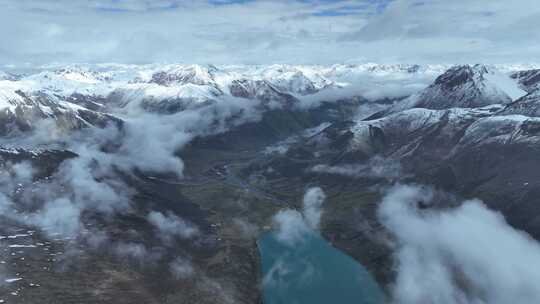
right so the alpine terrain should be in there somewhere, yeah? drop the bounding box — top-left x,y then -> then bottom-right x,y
2,62 -> 540,304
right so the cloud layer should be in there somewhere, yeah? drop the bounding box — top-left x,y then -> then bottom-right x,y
3,0 -> 540,66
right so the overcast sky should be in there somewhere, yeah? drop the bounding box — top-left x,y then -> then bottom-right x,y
2,0 -> 540,66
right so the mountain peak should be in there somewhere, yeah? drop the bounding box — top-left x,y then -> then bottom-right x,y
410,64 -> 526,110
433,64 -> 492,87
150,64 -> 217,86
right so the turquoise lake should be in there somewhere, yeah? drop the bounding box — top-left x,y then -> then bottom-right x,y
258,231 -> 385,304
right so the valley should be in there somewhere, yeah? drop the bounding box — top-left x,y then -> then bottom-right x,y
2,63 -> 540,303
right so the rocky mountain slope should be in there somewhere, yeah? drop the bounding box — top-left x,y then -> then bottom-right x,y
237,64 -> 540,289
511,68 -> 540,92
387,64 -> 527,113
2,63 -> 540,303
0,63 -> 450,135
250,66 -> 540,228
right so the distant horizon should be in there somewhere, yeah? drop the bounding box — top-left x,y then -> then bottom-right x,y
3,61 -> 540,70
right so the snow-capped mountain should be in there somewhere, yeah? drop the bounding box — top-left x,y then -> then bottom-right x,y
258,65 -> 334,95
349,105 -> 509,156
0,63 -> 424,133
244,64 -> 540,231
393,64 -> 527,111
320,63 -> 450,78
300,105 -> 505,162
511,69 -> 540,93
0,71 -> 21,81
24,67 -> 114,96
5,62 -> 540,304
148,65 -> 218,87
252,98 -> 540,233
229,79 -> 298,108
0,86 -> 119,136
1,63 -> 444,102
110,82 -> 224,113
501,89 -> 540,117
0,63 -> 537,135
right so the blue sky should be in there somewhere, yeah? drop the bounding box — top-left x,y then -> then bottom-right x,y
214,0 -> 395,16
1,0 -> 540,65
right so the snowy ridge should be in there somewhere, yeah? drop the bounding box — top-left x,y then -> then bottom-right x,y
344,103 -> 540,163
388,64 -> 527,112
0,63 -> 538,135
511,69 -> 540,93
1,63 -> 534,105
501,89 -> 540,117
0,77 -> 119,135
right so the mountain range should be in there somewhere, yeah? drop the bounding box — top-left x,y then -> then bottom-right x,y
2,62 -> 540,303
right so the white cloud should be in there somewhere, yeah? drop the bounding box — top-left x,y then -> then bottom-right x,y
169,257 -> 195,279
302,187 -> 326,230
147,211 -> 199,241
273,209 -> 311,246
311,156 -> 404,180
343,0 -> 540,63
1,0 -> 539,65
378,184 -> 540,304
273,187 -> 326,245
113,242 -> 150,261
26,198 -> 82,237
0,0 -> 371,66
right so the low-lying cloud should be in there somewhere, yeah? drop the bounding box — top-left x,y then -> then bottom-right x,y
273,187 -> 325,246
302,187 -> 326,230
27,198 -> 82,237
378,184 -> 540,304
273,209 -> 311,246
0,80 -> 265,246
169,256 -> 195,280
311,156 -> 403,181
147,211 -> 199,242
